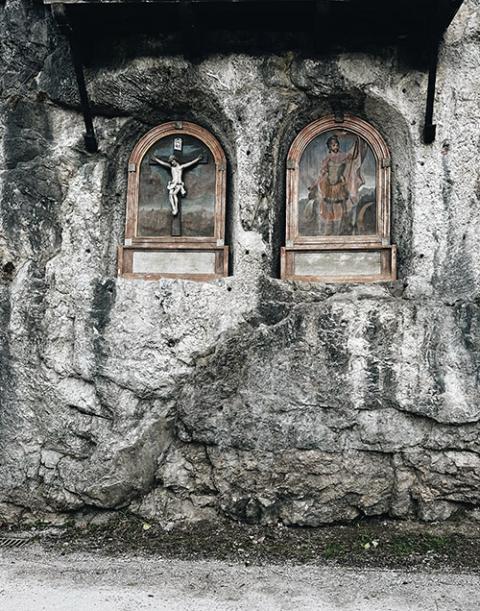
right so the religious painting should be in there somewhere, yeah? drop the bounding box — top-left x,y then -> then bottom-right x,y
138,134 -> 215,238
298,130 -> 377,237
282,114 -> 396,283
119,121 -> 228,280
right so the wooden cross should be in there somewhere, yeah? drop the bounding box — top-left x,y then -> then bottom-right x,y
149,138 -> 208,237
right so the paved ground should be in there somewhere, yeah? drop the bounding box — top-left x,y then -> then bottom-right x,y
0,548 -> 479,611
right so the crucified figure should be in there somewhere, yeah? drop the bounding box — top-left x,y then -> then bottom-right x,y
152,154 -> 202,216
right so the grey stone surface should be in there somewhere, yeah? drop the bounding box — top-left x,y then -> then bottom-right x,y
1,0 -> 480,526
1,549 -> 480,611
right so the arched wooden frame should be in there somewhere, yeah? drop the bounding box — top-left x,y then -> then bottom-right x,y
286,114 -> 391,246
282,114 -> 396,283
119,121 -> 228,280
125,121 -> 227,244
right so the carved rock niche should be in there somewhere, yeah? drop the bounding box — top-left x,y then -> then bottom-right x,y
119,121 -> 228,280
282,114 -> 396,283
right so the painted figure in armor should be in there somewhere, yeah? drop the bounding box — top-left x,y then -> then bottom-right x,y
317,135 -> 366,235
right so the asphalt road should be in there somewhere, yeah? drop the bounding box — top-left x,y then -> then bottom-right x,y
0,548 -> 479,610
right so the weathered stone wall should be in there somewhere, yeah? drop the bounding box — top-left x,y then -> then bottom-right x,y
1,0 -> 480,527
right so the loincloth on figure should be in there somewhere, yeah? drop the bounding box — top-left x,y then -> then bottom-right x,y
167,180 -> 185,192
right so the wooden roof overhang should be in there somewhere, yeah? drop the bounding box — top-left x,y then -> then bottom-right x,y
44,0 -> 465,152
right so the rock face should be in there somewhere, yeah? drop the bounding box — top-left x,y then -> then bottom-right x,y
1,0 -> 480,526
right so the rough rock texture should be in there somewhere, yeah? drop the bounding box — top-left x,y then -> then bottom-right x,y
1,0 -> 480,527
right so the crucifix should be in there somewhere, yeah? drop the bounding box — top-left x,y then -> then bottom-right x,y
150,137 -> 207,236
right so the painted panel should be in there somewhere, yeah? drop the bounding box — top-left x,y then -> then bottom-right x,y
298,130 -> 376,237
132,250 -> 216,275
138,134 -> 215,238
294,250 -> 382,277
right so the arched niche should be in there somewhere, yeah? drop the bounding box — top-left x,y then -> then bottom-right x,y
118,121 -> 228,280
282,114 -> 396,283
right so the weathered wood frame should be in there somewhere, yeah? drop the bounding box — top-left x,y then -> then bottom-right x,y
282,114 -> 396,283
280,244 -> 397,284
119,121 -> 228,280
118,244 -> 229,281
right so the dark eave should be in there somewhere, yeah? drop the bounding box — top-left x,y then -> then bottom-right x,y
45,0 -> 465,151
